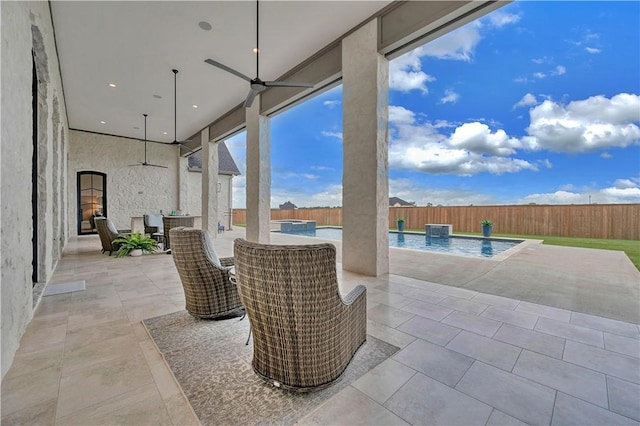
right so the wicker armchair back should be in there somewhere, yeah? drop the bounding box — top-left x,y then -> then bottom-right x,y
233,238 -> 367,392
162,216 -> 194,249
94,217 -> 121,255
170,227 -> 242,319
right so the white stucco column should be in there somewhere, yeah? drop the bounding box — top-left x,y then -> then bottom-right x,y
200,127 -> 219,236
342,19 -> 389,276
245,95 -> 271,243
178,148 -> 189,215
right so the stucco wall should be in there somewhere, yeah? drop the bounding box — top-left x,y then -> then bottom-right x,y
1,1 -> 70,378
69,130 -> 180,231
187,171 -> 234,230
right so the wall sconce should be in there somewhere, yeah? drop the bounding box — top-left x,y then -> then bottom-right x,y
217,183 -> 222,193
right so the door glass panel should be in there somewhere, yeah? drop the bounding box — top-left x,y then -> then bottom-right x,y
78,172 -> 106,234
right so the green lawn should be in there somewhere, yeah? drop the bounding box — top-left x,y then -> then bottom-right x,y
456,231 -> 640,271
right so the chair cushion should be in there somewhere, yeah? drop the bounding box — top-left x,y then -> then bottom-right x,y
203,230 -> 222,268
144,214 -> 164,232
107,219 -> 119,235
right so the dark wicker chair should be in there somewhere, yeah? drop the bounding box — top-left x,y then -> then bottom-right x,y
94,217 -> 123,256
163,216 -> 194,250
233,238 -> 367,392
170,227 -> 242,319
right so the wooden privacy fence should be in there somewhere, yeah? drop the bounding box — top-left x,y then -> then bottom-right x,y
232,204 -> 640,240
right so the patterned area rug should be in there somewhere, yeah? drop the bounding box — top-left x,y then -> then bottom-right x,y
143,310 -> 399,425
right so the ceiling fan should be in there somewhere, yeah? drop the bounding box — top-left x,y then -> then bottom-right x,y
168,69 -> 195,152
129,114 -> 168,168
204,0 -> 313,108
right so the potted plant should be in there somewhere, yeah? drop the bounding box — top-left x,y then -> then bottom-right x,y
397,218 -> 405,232
113,233 -> 159,258
480,219 -> 493,237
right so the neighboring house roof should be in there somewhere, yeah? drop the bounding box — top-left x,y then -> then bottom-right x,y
188,141 -> 240,175
279,201 -> 297,210
389,197 -> 414,207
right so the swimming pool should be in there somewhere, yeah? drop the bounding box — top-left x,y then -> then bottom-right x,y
276,227 -> 523,258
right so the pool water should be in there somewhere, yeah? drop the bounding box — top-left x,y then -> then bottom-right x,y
276,227 -> 522,258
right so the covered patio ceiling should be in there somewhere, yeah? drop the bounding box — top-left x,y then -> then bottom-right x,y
50,1 -> 393,147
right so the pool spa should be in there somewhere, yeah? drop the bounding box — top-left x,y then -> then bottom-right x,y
275,227 -> 524,258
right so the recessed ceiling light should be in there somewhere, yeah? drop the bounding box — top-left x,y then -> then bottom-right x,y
198,21 -> 212,31
252,47 -> 259,53
192,105 -> 198,108
163,132 -> 168,135
108,83 -> 116,88
153,94 -> 162,99
100,120 -> 106,124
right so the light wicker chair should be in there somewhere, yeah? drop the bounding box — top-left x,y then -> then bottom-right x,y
170,227 -> 242,319
162,216 -> 194,250
94,217 -> 123,256
233,238 -> 367,392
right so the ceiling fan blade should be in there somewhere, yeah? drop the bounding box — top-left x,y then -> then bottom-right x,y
243,88 -> 260,108
264,81 -> 314,88
205,59 -> 252,83
145,163 -> 168,169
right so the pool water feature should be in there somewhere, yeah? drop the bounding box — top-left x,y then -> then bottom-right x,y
276,227 -> 523,258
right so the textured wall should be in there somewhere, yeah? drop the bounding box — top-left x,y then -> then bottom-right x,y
69,130 -> 180,231
342,20 -> 389,276
187,171 -> 234,229
1,1 -> 70,378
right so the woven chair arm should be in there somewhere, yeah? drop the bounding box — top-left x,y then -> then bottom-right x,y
342,284 -> 366,306
220,257 -> 234,267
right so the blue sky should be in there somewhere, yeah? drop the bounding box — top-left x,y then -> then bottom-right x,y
225,1 -> 640,209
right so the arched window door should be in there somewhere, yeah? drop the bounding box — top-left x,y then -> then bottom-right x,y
77,171 -> 107,235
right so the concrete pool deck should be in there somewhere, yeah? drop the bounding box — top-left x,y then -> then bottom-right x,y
269,230 -> 640,324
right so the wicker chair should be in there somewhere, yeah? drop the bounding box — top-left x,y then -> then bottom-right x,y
233,238 -> 367,392
94,217 -> 123,256
162,216 -> 194,250
170,227 -> 242,319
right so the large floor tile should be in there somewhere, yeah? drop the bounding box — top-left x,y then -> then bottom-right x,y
56,352 -> 154,418
563,341 -> 640,384
455,361 -> 556,425
493,323 -> 565,359
515,301 -> 571,322
446,331 -> 521,372
397,315 -> 461,346
604,332 -> 640,358
1,365 -> 61,417
393,339 -> 473,387
55,383 -> 173,426
486,409 -> 528,426
551,392 -> 637,426
571,312 -> 640,338
513,350 -> 608,408
400,300 -> 453,322
367,304 -> 414,328
352,358 -> 416,404
535,317 -> 604,348
441,310 -> 502,337
607,376 -> 640,422
366,320 -> 417,349
385,373 -> 492,425
437,296 -> 488,315
481,306 -> 538,329
299,386 -> 409,426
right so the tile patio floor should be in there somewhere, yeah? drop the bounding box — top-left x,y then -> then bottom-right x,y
2,229 -> 639,425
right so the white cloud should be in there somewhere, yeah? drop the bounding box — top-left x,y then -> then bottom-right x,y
600,152 -> 612,159
389,49 -> 435,93
271,184 -> 343,208
534,72 -> 547,79
552,65 -> 566,76
524,93 -> 640,152
419,23 -> 482,62
449,122 -> 522,156
585,47 -> 601,54
439,89 -> 460,104
389,105 -> 416,125
613,178 -> 638,189
323,100 -> 341,108
518,190 -> 585,204
487,11 -> 521,28
321,131 -> 343,141
558,184 -> 575,191
514,93 -> 538,109
310,165 -> 332,171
